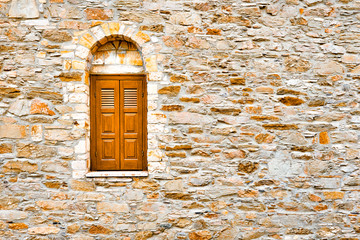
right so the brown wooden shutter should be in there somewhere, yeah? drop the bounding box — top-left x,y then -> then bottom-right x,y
120,80 -> 143,170
92,79 -> 120,170
91,75 -> 146,171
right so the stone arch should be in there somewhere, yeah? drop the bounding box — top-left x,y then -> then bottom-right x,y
64,22 -> 162,82
62,22 -> 164,177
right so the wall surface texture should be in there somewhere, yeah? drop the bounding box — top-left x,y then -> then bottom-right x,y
0,0 -> 360,239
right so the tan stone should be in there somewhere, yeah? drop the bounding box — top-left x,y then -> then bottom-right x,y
255,133 -> 275,144
67,223 -> 80,234
1,160 -> 37,173
9,222 -> 28,230
279,96 -> 305,106
323,191 -> 345,200
284,57 -> 311,72
135,231 -> 153,240
255,86 -> 274,94
41,161 -> 68,173
28,226 -> 60,235
0,210 -> 27,220
17,143 -> 56,159
319,132 -> 330,144
224,150 -> 246,159
71,180 -> 96,192
9,0 -> 39,18
189,230 -> 212,240
315,61 -> 344,75
85,8 -> 113,20
88,225 -> 112,234
43,30 -> 72,42
0,143 -> 12,154
158,86 -> 181,96
0,125 -> 27,139
163,36 -> 184,49
238,161 -> 259,174
97,202 -> 129,213
44,129 -> 72,141
132,179 -> 160,191
36,201 -> 67,210
263,124 -> 299,130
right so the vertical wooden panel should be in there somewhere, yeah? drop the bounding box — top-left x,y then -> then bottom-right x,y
120,79 -> 143,170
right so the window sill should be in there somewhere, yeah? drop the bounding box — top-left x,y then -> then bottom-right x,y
85,171 -> 149,178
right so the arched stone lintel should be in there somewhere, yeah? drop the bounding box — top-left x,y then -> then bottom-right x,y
75,23 -> 152,72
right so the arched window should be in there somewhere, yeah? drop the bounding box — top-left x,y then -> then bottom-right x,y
89,40 -> 147,171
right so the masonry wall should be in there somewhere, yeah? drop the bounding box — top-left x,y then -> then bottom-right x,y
0,0 -> 360,239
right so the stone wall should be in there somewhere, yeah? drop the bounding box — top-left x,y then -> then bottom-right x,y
0,0 -> 360,239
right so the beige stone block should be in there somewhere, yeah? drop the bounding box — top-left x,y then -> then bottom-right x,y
75,45 -> 90,60
108,22 -> 120,35
71,180 -> 95,191
97,202 -> 130,213
90,26 -> 107,45
0,125 -> 28,139
145,55 -> 158,72
79,32 -> 96,49
36,201 -> 67,210
0,210 -> 28,220
101,23 -> 111,37
133,31 -> 151,45
28,226 -> 60,235
72,60 -> 86,70
1,160 -> 38,173
9,0 -> 39,19
44,129 -> 72,141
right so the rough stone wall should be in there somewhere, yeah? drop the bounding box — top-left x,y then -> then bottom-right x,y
0,0 -> 360,239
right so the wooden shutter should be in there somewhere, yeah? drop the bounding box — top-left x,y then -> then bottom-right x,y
92,79 -> 120,170
91,75 -> 146,171
120,80 -> 143,170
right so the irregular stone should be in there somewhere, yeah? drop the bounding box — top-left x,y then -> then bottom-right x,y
164,180 -> 183,192
0,210 -> 27,220
263,124 -> 298,130
2,160 -> 37,173
189,231 -> 212,240
238,161 -> 259,174
255,133 -> 275,144
9,0 -> 39,18
284,57 -> 311,72
279,96 -> 305,106
0,125 -> 27,139
0,143 -> 12,154
315,61 -> 344,75
41,160 -> 68,172
88,225 -> 112,234
319,132 -> 330,144
132,179 -> 160,191
28,226 -> 60,235
84,8 -> 113,20
169,112 -> 212,125
43,30 -> 72,42
9,223 -> 28,230
71,180 -> 96,192
44,129 -> 72,141
330,131 -> 358,143
9,99 -> 30,116
158,86 -> 181,96
36,200 -> 67,210
17,143 -> 56,159
170,12 -> 201,26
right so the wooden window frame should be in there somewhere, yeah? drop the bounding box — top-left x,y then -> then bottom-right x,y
90,74 -> 148,172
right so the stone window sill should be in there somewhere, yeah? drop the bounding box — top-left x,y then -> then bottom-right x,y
85,171 -> 149,178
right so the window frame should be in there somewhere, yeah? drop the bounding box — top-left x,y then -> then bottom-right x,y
89,74 -> 148,173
